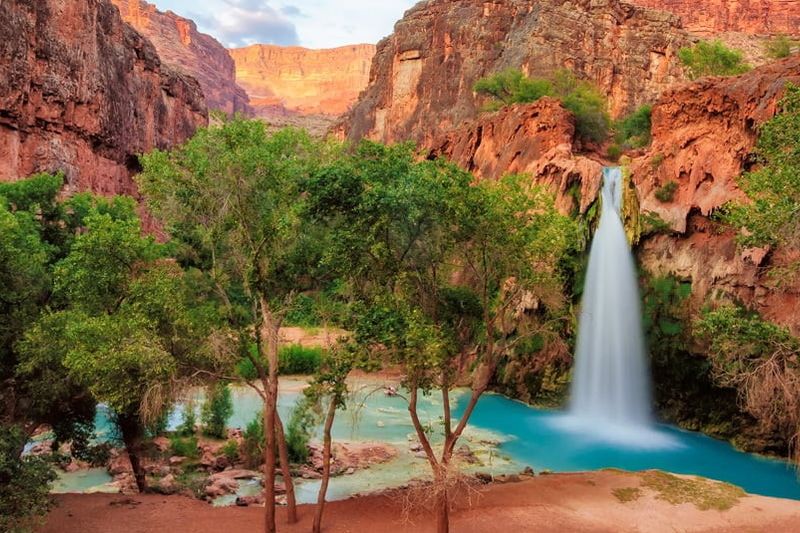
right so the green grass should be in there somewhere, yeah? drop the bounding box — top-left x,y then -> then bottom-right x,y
639,471 -> 745,511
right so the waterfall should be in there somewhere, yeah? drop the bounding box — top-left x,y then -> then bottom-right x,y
568,167 -> 654,431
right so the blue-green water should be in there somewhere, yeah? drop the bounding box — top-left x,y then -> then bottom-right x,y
59,382 -> 800,502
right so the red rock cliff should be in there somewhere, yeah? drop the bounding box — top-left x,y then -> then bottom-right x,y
628,0 -> 800,36
0,0 -> 208,197
340,0 -> 691,145
631,56 -> 800,333
110,0 -> 250,115
229,44 -> 375,117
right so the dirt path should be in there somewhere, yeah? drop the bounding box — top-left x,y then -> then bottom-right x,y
40,471 -> 800,533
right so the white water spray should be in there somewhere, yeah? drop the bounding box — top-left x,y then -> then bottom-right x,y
559,167 -> 673,446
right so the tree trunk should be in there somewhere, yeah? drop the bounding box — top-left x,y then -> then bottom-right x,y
275,412 -> 298,524
313,399 -> 337,533
436,481 -> 450,533
260,296 -> 281,533
117,412 -> 147,493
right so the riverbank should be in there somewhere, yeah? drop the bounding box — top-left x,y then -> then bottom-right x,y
39,470 -> 800,532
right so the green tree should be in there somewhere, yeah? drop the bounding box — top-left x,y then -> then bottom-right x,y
615,105 -> 652,148
307,143 -> 578,533
678,40 -> 751,79
722,84 -> 800,251
137,119 -> 327,529
201,383 -> 234,439
473,68 -> 553,110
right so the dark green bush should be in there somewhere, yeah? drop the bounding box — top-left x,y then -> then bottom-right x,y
201,383 -> 233,439
285,400 -> 317,463
169,435 -> 199,459
615,105 -> 652,148
764,35 -> 797,60
237,343 -> 324,379
606,144 -> 622,162
177,400 -> 197,437
221,440 -> 239,463
678,40 -> 750,79
0,426 -> 57,533
655,181 -> 679,203
473,68 -> 552,109
242,414 -> 264,468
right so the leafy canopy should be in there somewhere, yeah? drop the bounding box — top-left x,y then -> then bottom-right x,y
678,40 -> 751,80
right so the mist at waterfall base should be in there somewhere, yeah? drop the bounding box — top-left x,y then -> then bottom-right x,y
551,167 -> 678,449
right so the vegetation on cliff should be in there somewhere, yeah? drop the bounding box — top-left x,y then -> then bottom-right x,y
678,40 -> 751,79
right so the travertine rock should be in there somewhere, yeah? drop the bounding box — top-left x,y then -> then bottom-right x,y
339,0 -> 691,144
229,43 -> 375,118
632,56 -> 800,333
427,98 -> 603,214
110,0 -> 250,115
0,0 -> 207,198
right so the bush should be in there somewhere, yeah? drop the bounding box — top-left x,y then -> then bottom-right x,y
678,40 -> 750,79
473,68 -> 611,143
242,414 -> 264,469
236,343 -> 325,380
655,181 -> 679,202
221,440 -> 239,463
201,383 -> 233,439
765,35 -> 797,60
169,435 -> 199,459
606,144 -> 622,162
1,426 -> 57,533
177,399 -> 197,436
285,400 -> 317,464
616,105 -> 652,148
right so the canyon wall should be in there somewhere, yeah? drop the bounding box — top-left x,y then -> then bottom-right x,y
110,0 -> 250,115
0,0 -> 208,197
628,0 -> 800,36
340,0 -> 691,145
229,44 -> 375,117
631,55 -> 800,333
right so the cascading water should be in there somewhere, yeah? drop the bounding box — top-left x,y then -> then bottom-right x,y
557,167 -> 674,447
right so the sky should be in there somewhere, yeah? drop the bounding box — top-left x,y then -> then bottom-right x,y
155,0 -> 419,49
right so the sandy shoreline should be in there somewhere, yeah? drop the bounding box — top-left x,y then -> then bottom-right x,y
39,470 -> 800,532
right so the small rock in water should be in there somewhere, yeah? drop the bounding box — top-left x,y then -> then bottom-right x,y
523,466 -> 535,476
376,420 -> 385,428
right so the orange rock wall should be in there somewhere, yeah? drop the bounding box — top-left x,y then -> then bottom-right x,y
229,44 -> 376,116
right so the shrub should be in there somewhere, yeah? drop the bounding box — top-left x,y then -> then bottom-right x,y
765,35 -> 797,60
606,144 -> 622,162
177,399 -> 197,436
650,153 -> 665,169
678,40 -> 750,79
655,181 -> 678,202
0,426 -> 57,533
285,400 -> 317,464
169,435 -> 199,459
615,105 -> 652,148
221,440 -> 239,463
242,414 -> 264,469
201,383 -> 233,439
473,68 -> 552,107
280,344 -> 324,375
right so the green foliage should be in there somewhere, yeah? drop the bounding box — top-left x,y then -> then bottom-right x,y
650,153 -> 665,169
0,427 -> 57,533
285,399 -> 317,463
764,35 -> 797,60
177,400 -> 197,436
473,68 -> 610,143
655,181 -> 679,203
640,211 -> 672,236
615,105 -> 652,148
280,345 -> 324,375
721,84 -> 800,249
473,68 -> 553,109
606,144 -> 622,161
242,414 -> 265,468
201,383 -> 234,439
169,435 -> 199,459
678,40 -> 751,79
221,440 -> 240,463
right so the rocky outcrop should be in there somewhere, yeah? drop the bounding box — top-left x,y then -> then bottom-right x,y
632,56 -> 800,333
427,98 -> 603,214
0,0 -> 207,197
230,44 -> 375,117
110,0 -> 250,115
628,0 -> 800,36
340,0 -> 691,145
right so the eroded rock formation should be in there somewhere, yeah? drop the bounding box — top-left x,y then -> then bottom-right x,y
340,0 -> 691,145
427,98 -> 603,214
628,0 -> 800,36
230,44 -> 375,117
632,56 -> 800,333
0,0 -> 207,197
110,0 -> 250,115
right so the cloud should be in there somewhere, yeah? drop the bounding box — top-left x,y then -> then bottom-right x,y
205,0 -> 300,47
280,5 -> 306,18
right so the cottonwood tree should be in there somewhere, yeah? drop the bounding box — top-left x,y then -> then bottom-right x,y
138,119 -> 329,531
307,143 -> 578,532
